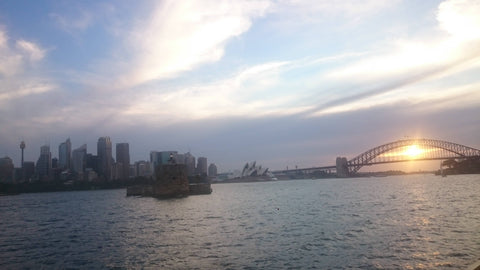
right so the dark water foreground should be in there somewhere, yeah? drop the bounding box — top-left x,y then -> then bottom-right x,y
0,174 -> 479,269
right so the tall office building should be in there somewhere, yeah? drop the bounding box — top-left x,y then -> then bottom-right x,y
72,144 -> 87,174
86,154 -> 99,174
208,163 -> 217,177
150,151 -> 177,169
36,145 -> 52,181
97,137 -> 113,181
135,161 -> 152,177
116,143 -> 130,180
184,152 -> 196,176
175,153 -> 185,164
58,138 -> 71,170
23,161 -> 35,182
197,157 -> 208,176
0,156 -> 14,183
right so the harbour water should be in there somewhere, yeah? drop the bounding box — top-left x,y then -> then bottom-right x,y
0,174 -> 479,269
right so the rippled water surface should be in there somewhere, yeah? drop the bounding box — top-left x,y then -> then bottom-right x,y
1,174 -> 479,269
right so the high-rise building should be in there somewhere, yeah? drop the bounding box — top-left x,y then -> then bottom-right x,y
184,152 -> 196,176
175,153 -> 185,164
116,143 -> 130,180
72,144 -> 87,174
23,161 -> 35,182
86,154 -> 99,174
0,156 -> 14,183
197,157 -> 208,176
208,163 -> 217,177
150,151 -> 177,169
58,138 -> 71,170
135,160 -> 152,177
97,137 -> 113,181
36,145 -> 52,181
150,151 -> 160,169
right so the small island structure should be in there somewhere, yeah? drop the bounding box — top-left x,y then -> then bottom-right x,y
126,154 -> 212,198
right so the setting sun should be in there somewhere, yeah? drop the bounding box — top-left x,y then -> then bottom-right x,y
403,145 -> 424,158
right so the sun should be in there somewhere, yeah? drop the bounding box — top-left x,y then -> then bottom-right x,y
403,145 -> 424,158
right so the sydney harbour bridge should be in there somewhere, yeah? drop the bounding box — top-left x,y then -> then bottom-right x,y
273,138 -> 480,177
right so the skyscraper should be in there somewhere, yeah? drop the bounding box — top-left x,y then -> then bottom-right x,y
0,156 -> 14,183
36,145 -> 52,181
197,157 -> 208,176
58,138 -> 71,170
208,163 -> 217,177
150,151 -> 177,169
184,152 -> 196,176
97,137 -> 112,181
72,144 -> 87,174
116,143 -> 130,180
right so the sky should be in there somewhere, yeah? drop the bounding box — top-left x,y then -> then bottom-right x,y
1,0 -> 479,172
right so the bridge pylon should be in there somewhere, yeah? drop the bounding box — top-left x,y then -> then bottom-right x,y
336,157 -> 349,177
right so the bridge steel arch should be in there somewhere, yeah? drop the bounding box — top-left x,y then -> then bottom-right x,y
348,138 -> 480,174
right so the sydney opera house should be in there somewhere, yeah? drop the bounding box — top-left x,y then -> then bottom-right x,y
241,161 -> 269,177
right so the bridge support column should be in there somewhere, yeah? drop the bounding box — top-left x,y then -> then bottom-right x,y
336,157 -> 349,177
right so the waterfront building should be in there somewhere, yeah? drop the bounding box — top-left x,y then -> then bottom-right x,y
184,152 -> 196,176
135,160 -> 152,177
175,153 -> 185,164
129,165 -> 136,178
150,151 -> 178,168
36,145 -> 52,181
112,162 -> 123,180
150,151 -> 160,169
58,138 -> 72,170
97,137 -> 113,181
23,161 -> 35,182
197,157 -> 208,176
84,168 -> 98,181
72,144 -> 87,176
86,154 -> 99,175
0,156 -> 14,183
241,161 -> 268,177
116,143 -> 130,180
208,163 -> 217,177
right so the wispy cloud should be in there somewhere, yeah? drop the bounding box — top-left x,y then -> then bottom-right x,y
301,0 -> 480,116
121,61 -> 291,122
0,82 -> 54,103
0,27 -> 54,103
438,0 -> 480,41
15,40 -> 46,62
117,0 -> 270,87
49,10 -> 94,35
268,0 -> 400,27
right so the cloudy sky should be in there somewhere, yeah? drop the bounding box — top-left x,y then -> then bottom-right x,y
1,0 -> 479,172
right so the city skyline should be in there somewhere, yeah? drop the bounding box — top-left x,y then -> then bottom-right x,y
1,0 -> 479,172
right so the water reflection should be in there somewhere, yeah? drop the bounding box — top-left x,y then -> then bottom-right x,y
0,175 -> 479,269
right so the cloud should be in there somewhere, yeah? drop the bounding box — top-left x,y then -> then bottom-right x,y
0,29 -> 46,76
0,82 -> 55,103
437,0 -> 480,41
119,0 -> 270,87
268,0 -> 400,27
121,60 -> 291,122
299,0 -> 480,117
0,27 -> 53,103
49,10 -> 94,35
15,40 -> 46,62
